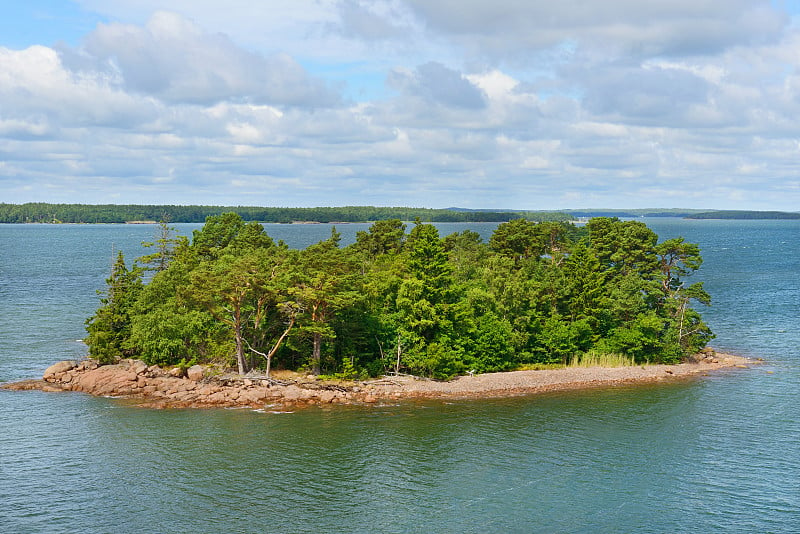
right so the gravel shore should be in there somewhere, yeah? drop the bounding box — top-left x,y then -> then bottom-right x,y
2,351 -> 755,409
369,352 -> 754,400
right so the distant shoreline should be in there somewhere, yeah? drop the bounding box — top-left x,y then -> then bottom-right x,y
3,203 -> 799,225
2,351 -> 757,409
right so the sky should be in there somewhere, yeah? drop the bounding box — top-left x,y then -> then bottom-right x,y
2,1 -> 800,210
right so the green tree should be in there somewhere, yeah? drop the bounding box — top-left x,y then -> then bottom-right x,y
655,238 -> 714,355
534,221 -> 575,265
443,229 -> 488,283
191,212 -> 273,260
587,217 -> 659,278
85,251 -> 142,364
294,228 -> 360,375
394,221 -> 463,378
138,218 -> 186,272
536,315 -> 593,364
488,218 -> 541,264
188,248 -> 290,374
562,243 -> 606,324
128,249 -> 226,367
354,219 -> 406,258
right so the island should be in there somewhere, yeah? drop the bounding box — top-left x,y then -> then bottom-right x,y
5,214 -> 743,408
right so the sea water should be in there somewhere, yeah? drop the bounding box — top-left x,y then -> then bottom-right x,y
0,219 -> 798,533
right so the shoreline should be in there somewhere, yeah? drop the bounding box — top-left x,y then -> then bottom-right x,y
1,351 -> 757,409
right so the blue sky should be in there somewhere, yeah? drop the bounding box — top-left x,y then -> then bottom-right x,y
2,1 -> 800,210
0,1 -> 100,48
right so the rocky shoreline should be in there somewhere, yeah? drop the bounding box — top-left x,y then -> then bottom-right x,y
1,349 -> 756,409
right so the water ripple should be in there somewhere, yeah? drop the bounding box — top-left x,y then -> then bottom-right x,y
3,221 -> 800,532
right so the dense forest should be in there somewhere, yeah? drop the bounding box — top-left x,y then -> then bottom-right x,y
85,214 -> 714,379
562,208 -> 707,218
0,203 -> 572,224
687,210 -> 800,219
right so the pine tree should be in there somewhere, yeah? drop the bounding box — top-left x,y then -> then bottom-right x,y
85,251 -> 142,364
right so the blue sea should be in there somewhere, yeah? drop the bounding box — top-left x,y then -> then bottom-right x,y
1,219 -> 798,533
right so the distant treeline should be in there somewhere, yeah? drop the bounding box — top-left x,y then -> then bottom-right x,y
687,210 -> 800,220
562,209 -> 707,218
454,208 -> 708,218
0,203 -> 573,224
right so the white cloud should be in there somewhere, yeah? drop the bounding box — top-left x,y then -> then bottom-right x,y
0,45 -> 157,129
67,11 -> 340,106
3,3 -> 800,210
335,0 -> 410,41
388,61 -> 487,109
402,0 -> 786,59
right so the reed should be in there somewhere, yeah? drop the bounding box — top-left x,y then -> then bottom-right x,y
569,351 -> 635,368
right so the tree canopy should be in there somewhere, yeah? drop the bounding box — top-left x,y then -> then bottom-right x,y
85,215 -> 714,379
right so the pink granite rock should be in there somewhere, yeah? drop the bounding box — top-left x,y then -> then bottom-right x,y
43,360 -> 77,380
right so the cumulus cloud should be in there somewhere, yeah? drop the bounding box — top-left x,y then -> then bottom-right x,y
67,11 -> 340,106
0,45 -> 158,129
388,61 -> 487,109
576,62 -> 713,126
335,0 -> 410,41
402,0 -> 787,59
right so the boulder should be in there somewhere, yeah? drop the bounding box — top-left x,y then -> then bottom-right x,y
169,367 -> 186,378
318,390 -> 336,404
71,365 -> 138,396
128,360 -> 148,375
186,365 -> 205,382
43,360 -> 78,379
238,387 -> 269,404
283,385 -> 304,400
195,385 -> 218,397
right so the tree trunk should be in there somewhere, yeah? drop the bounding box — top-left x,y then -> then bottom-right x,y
395,334 -> 402,375
235,321 -> 247,375
245,312 -> 296,379
312,331 -> 322,375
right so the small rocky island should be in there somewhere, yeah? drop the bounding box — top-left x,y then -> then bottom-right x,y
3,216 -> 756,408
3,350 -> 754,409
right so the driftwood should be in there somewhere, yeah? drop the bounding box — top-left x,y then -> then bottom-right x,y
363,372 -> 434,386
295,381 -> 350,392
384,372 -> 435,381
240,373 -> 293,387
365,378 -> 402,386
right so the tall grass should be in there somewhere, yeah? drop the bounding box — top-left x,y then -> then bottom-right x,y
569,351 -> 635,368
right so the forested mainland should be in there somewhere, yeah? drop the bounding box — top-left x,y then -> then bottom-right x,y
2,203 -> 797,223
0,203 -> 572,224
686,210 -> 800,220
85,214 -> 714,380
